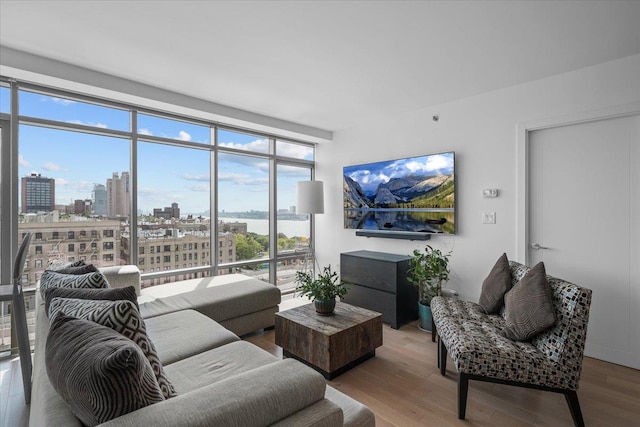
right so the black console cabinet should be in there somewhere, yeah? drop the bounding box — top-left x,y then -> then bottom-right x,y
340,250 -> 418,329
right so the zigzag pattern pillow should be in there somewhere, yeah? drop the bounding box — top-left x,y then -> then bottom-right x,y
43,285 -> 139,315
46,259 -> 86,271
46,313 -> 164,426
49,298 -> 177,399
39,270 -> 110,298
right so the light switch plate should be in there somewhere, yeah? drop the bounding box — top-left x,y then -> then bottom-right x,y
482,212 -> 496,224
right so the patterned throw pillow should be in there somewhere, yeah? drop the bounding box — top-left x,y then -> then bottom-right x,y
39,270 -> 110,298
48,298 -> 177,399
46,259 -> 86,271
44,285 -> 138,315
54,264 -> 99,275
46,313 -> 164,427
478,253 -> 512,314
501,262 -> 556,341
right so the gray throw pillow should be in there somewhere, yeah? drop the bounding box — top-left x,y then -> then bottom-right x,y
54,264 -> 99,275
478,253 -> 512,314
44,285 -> 138,315
48,298 -> 177,399
501,262 -> 556,341
45,313 -> 165,427
39,270 -> 110,298
46,259 -> 86,271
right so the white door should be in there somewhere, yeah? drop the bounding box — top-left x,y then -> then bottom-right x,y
528,114 -> 640,369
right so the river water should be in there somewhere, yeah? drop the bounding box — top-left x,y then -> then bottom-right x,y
220,218 -> 310,238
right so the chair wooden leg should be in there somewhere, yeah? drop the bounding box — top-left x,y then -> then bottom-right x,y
439,338 -> 447,375
564,390 -> 585,427
431,317 -> 436,342
458,373 -> 469,420
437,336 -> 441,369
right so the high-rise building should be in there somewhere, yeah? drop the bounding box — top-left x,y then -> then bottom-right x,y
106,172 -> 130,218
153,202 -> 180,220
92,184 -> 107,216
21,173 -> 55,213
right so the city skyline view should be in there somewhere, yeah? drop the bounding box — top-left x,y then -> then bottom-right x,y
13,90 -> 313,216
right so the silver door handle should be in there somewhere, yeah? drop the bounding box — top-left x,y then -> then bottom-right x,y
530,243 -> 549,250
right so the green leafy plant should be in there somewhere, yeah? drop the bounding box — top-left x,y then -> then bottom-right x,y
407,245 -> 451,305
295,265 -> 349,301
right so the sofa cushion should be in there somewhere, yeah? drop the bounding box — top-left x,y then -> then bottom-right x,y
48,298 -> 176,399
45,313 -> 165,427
502,262 -> 556,341
145,310 -> 239,366
39,270 -> 110,298
139,275 -> 281,323
163,341 -> 278,394
478,253 -> 511,314
43,285 -> 138,315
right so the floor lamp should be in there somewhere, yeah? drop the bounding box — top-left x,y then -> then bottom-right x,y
297,181 -> 324,278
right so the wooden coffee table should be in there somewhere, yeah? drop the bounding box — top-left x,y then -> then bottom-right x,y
275,302 -> 383,379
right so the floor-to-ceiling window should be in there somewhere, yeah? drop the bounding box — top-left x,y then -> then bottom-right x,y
0,78 -> 315,353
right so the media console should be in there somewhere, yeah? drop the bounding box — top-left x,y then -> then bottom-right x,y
340,250 -> 418,329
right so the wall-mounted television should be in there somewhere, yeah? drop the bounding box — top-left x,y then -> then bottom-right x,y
343,151 -> 455,237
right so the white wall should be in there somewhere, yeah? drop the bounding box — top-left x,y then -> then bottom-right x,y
316,53 -> 640,301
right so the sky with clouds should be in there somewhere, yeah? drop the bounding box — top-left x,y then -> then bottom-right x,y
344,152 -> 454,195
10,91 -> 312,215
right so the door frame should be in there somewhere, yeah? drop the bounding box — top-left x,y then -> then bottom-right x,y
516,101 -> 640,264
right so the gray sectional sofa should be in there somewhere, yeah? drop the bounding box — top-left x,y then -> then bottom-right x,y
31,265 -> 375,426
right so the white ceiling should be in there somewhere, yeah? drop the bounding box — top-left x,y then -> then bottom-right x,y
1,1 -> 640,132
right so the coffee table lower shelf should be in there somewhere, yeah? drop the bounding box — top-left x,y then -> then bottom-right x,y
275,302 -> 383,380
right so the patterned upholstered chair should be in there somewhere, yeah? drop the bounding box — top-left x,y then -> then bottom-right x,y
431,261 -> 592,427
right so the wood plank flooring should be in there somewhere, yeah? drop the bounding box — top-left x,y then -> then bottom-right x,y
246,321 -> 640,427
2,319 -> 640,427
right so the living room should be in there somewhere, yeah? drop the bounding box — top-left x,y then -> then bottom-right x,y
1,1 -> 639,426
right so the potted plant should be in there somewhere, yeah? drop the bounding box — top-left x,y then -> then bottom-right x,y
407,245 -> 451,331
295,265 -> 349,316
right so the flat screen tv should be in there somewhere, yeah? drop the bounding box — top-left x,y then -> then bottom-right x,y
343,151 -> 455,235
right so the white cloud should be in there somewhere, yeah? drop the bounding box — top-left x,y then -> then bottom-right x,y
218,173 -> 269,186
55,177 -> 69,186
219,138 -> 268,152
18,155 -> 29,167
138,128 -> 153,136
43,162 -> 62,172
182,173 -> 210,182
66,119 -> 108,129
277,142 -> 313,159
178,131 -> 192,141
50,97 -> 76,106
425,154 -> 453,172
277,165 -> 311,178
187,184 -> 210,192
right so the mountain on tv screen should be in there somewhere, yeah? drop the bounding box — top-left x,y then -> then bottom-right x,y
343,151 -> 455,234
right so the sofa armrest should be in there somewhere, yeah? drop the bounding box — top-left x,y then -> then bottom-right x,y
99,265 -> 141,295
98,359 -> 328,427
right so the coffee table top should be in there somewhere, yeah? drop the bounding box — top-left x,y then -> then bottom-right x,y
276,302 -> 382,335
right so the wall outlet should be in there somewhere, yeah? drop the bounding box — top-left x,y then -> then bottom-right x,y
482,212 -> 496,224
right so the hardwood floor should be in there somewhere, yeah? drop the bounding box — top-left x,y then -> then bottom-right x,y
2,320 -> 639,427
246,321 -> 640,427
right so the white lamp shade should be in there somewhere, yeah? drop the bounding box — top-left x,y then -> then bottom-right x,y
297,181 -> 324,214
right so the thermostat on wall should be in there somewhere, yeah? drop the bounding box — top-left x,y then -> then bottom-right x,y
483,188 -> 498,198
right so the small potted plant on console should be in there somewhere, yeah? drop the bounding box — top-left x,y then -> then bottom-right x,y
408,245 -> 451,331
295,265 -> 349,316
